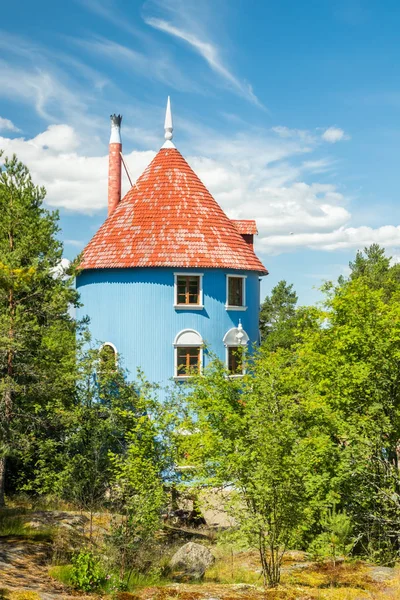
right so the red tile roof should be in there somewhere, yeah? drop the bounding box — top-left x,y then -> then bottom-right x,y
231,220 -> 258,235
80,148 -> 268,274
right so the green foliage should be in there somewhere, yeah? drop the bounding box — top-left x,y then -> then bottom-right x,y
299,246 -> 400,563
348,243 -> 391,286
106,381 -> 166,580
259,280 -> 299,349
175,244 -> 400,580
308,508 -> 353,564
48,564 -> 74,586
0,512 -> 53,540
70,550 -> 105,591
0,153 -> 78,504
2,158 -> 400,584
175,350 -> 324,588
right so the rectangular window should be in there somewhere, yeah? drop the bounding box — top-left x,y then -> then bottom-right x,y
176,346 -> 201,377
228,346 -> 244,375
227,276 -> 245,307
175,274 -> 202,307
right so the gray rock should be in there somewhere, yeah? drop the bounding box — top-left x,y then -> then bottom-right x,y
367,566 -> 395,582
169,542 -> 215,580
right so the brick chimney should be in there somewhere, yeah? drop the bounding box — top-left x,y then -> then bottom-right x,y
108,114 -> 122,216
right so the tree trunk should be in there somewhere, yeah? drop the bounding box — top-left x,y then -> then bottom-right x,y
0,457 -> 6,507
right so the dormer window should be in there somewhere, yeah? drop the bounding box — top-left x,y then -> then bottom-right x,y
226,275 -> 247,311
174,273 -> 204,309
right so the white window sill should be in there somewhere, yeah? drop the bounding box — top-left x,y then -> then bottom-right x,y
228,374 -> 245,379
174,304 -> 204,310
174,375 -> 195,381
225,305 -> 247,311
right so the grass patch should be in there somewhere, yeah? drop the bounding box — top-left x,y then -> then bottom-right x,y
205,561 -> 261,584
8,593 -> 41,600
49,563 -> 167,593
0,510 -> 54,541
285,561 -> 374,591
125,571 -> 169,591
48,564 -> 74,586
0,514 -> 27,537
6,495 -> 75,512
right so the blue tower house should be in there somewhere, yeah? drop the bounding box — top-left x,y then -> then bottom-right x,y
77,99 -> 268,387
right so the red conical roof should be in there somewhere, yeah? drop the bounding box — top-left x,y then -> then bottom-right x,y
80,147 -> 267,274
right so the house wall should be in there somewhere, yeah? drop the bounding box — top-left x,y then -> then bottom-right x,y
76,267 -> 261,387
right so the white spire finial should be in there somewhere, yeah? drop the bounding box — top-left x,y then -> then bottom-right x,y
162,96 -> 175,149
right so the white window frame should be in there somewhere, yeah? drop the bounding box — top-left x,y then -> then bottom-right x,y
225,274 -> 247,311
173,329 -> 204,379
99,342 -> 118,366
225,346 -> 246,378
174,272 -> 204,310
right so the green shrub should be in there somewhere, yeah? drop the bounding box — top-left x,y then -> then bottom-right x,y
70,550 -> 105,591
309,508 -> 353,565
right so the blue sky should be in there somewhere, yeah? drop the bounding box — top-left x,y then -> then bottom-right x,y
1,0 -> 400,305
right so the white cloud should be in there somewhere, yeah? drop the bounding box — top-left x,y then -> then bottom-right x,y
0,117 -> 20,132
0,126 -> 155,213
143,0 -> 263,108
33,125 -> 80,152
0,121 -> 395,260
76,37 -> 199,93
78,0 -> 148,41
260,226 -> 400,253
0,32 -> 109,151
322,127 -> 349,143
145,17 -> 262,108
51,257 -> 71,280
272,126 -> 315,143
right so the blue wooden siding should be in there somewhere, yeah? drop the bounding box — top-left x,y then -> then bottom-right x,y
76,268 -> 261,387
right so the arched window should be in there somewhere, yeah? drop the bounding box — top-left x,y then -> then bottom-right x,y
99,342 -> 117,370
173,329 -> 203,378
223,323 -> 249,376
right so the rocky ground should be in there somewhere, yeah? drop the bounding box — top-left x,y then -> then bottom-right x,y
0,511 -> 399,600
0,510 -> 93,600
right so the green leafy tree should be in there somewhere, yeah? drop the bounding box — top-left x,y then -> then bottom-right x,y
176,351 -> 325,587
30,341 -> 167,550
106,377 -> 166,581
301,263 -> 400,562
0,153 -> 77,506
259,280 -> 299,349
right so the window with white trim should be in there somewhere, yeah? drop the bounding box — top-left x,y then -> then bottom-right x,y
173,329 -> 203,378
223,325 -> 249,376
99,342 -> 117,365
227,346 -> 245,375
226,275 -> 247,310
98,343 -> 118,378
174,273 -> 203,309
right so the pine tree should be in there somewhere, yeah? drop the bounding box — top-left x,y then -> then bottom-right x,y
348,244 -> 391,286
259,280 -> 298,348
0,153 -> 78,505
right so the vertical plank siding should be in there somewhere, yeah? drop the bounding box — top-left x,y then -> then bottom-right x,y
76,267 -> 260,387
